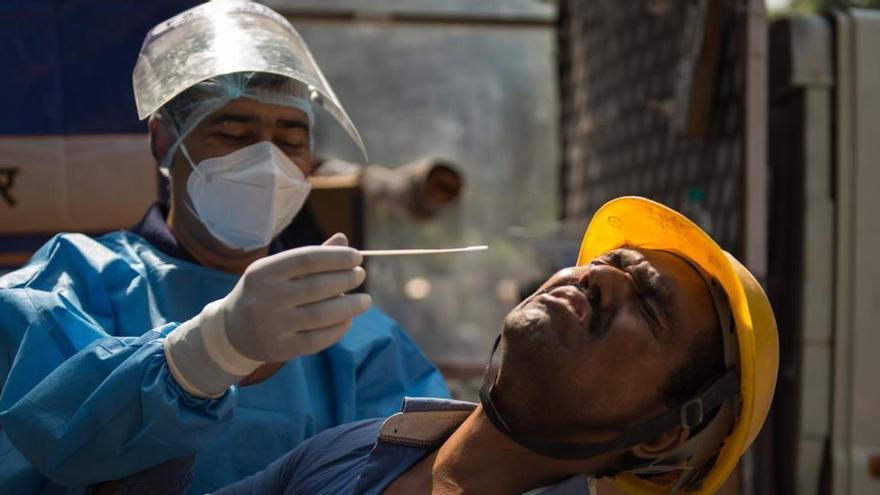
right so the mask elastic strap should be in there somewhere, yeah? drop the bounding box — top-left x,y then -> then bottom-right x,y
159,111 -> 203,178
163,122 -> 207,224
175,137 -> 201,178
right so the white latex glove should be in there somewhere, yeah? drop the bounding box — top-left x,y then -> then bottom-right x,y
164,233 -> 371,398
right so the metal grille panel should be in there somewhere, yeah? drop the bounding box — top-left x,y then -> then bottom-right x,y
559,0 -> 745,255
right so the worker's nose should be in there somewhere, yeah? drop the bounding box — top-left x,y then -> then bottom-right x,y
256,126 -> 274,143
582,263 -> 637,308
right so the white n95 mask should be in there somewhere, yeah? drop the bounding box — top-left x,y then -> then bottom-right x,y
181,141 -> 312,251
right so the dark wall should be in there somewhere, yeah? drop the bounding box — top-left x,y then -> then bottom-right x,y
0,0 -> 200,136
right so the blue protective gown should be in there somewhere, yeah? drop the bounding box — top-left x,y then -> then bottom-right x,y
0,231 -> 449,494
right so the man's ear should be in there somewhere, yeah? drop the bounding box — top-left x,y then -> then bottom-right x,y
629,426 -> 689,460
149,115 -> 172,163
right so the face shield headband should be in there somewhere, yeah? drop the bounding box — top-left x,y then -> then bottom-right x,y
478,250 -> 741,463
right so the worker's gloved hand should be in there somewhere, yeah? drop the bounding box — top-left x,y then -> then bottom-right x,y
164,233 -> 372,398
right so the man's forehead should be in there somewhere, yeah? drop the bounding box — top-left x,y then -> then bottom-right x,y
591,246 -> 687,269
554,247 -> 696,281
203,98 -> 310,126
581,246 -> 695,297
591,246 -> 645,263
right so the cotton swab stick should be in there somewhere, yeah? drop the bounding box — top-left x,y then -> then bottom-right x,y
358,245 -> 488,257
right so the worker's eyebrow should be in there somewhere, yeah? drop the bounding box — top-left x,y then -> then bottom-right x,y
627,260 -> 675,335
202,113 -> 309,131
203,113 -> 260,126
277,117 -> 309,130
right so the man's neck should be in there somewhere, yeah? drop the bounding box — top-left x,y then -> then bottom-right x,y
167,202 -> 268,275
385,405 -> 614,495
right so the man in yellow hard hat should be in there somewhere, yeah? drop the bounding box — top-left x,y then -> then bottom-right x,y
130,196 -> 779,494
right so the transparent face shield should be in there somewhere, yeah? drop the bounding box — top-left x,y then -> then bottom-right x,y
132,0 -> 366,160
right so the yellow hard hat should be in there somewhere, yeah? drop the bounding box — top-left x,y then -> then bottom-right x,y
577,196 -> 779,494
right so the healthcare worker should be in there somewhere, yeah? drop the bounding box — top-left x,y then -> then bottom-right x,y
0,2 -> 448,493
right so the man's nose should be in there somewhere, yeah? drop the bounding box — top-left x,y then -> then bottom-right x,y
583,264 -> 637,301
256,126 -> 274,143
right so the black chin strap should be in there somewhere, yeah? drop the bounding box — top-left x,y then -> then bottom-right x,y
478,335 -> 740,461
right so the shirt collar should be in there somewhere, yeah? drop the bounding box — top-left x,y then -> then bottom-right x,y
353,398 -> 595,495
128,202 -> 284,264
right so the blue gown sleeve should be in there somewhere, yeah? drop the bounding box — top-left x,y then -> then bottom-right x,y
0,235 -> 237,486
330,309 -> 450,422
